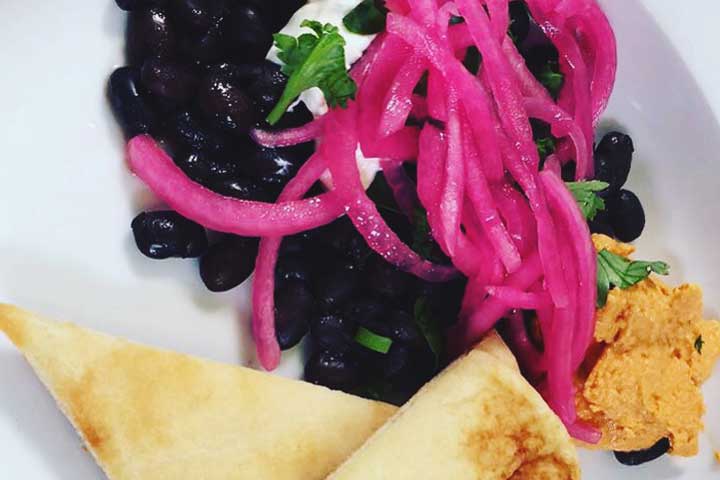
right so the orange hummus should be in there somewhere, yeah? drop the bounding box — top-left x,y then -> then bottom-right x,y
575,235 -> 720,456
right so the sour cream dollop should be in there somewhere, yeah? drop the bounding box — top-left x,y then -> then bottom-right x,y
266,0 -> 381,187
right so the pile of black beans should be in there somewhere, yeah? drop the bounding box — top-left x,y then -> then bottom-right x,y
590,132 -> 646,243
275,176 -> 466,404
113,0 -> 315,290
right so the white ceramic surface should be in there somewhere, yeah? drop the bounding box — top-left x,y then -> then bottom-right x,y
0,0 -> 718,478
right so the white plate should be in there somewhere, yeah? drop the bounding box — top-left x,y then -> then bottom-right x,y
0,0 -> 718,478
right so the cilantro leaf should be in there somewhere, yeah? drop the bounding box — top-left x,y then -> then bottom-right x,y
411,206 -> 434,259
413,296 -> 444,366
596,249 -> 670,308
536,136 -> 556,160
695,335 -> 704,354
355,327 -> 393,354
539,62 -> 564,98
267,21 -> 357,125
343,0 -> 387,35
566,181 -> 609,220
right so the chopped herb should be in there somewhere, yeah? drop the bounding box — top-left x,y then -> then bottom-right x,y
343,0 -> 387,35
449,15 -> 465,25
267,21 -> 357,125
539,63 -> 564,98
355,326 -> 393,354
536,136 -> 556,160
411,206 -> 434,259
695,335 -> 704,354
596,249 -> 670,308
414,296 -> 444,366
566,180 -> 609,221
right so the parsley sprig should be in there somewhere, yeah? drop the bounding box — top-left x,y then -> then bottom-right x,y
267,21 -> 357,125
596,249 -> 669,308
566,181 -> 609,221
343,0 -> 387,35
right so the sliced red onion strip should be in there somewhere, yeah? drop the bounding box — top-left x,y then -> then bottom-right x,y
127,135 -> 342,237
252,153 -> 332,371
486,286 -> 551,310
251,118 -> 325,148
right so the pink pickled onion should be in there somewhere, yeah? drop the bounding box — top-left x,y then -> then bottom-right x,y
127,135 -> 342,237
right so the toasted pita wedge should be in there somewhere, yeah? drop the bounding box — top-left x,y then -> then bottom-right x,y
328,344 -> 580,480
0,304 -> 396,480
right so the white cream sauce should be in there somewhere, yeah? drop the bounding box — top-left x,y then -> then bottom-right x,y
266,0 -> 382,187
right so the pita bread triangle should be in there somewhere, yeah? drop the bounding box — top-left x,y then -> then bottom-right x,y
0,304 -> 396,480
328,335 -> 581,480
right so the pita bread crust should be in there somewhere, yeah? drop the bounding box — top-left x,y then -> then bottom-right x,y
327,341 -> 580,480
0,304 -> 396,480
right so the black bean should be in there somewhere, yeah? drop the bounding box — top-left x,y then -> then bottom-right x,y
345,297 -> 386,326
131,211 -> 208,259
115,0 -> 166,11
246,0 -> 306,32
126,7 -> 176,65
276,254 -> 313,283
173,150 -> 240,184
423,277 -> 467,327
180,17 -> 227,65
509,1 -> 530,43
210,177 -> 270,201
242,61 -> 289,115
311,313 -> 357,351
108,67 -> 157,138
305,349 -> 360,391
141,59 -> 197,107
197,67 -> 258,135
614,438 -> 670,466
386,310 -> 425,349
223,3 -> 274,63
173,0 -> 227,33
379,343 -> 413,380
199,236 -> 258,292
275,280 -> 314,350
524,44 -> 559,76
307,217 -> 353,252
363,255 -> 413,300
170,110 -> 235,155
314,267 -> 360,313
607,190 -> 645,242
239,143 -> 314,183
561,161 -> 577,182
588,209 -> 615,237
594,131 -> 634,193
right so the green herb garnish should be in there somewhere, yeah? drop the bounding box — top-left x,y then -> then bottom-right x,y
539,63 -> 564,98
596,249 -> 670,308
411,206 -> 434,259
536,136 -> 556,160
343,0 -> 387,35
449,15 -> 465,25
414,296 -> 443,366
566,181 -> 609,221
267,21 -> 357,125
355,326 -> 393,354
695,335 -> 705,354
